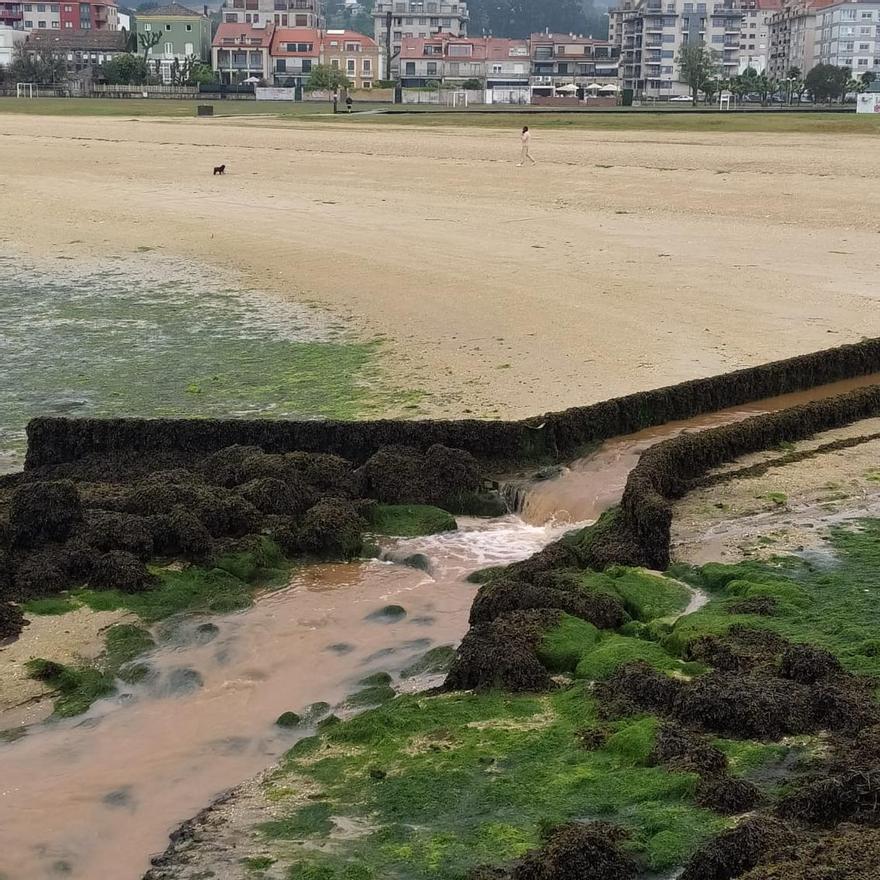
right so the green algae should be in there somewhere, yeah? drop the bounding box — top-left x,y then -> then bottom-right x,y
0,257 -> 422,468
260,687 -> 724,879
665,520 -> 880,675
400,646 -> 456,679
536,613 -> 600,673
580,567 -> 690,622
21,596 -> 79,616
75,540 -> 289,623
367,505 -> 457,538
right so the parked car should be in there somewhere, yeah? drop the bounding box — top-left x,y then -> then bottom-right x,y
669,95 -> 692,102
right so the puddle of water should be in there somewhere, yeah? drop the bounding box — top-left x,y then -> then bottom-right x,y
0,516 -> 565,880
519,373 -> 880,526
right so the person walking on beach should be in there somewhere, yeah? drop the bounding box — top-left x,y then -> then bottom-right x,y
517,126 -> 536,166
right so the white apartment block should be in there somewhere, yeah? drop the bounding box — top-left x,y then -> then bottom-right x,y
372,0 -> 468,62
816,0 -> 880,75
220,0 -> 322,29
767,1 -> 816,79
611,0 -> 744,97
736,0 -> 778,72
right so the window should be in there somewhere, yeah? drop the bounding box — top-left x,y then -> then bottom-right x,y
186,23 -> 192,31
37,3 -> 44,10
63,19 -> 71,26
164,42 -> 172,55
426,60 -> 437,74
346,58 -> 355,73
224,13 -> 236,22
38,19 -> 46,25
858,57 -> 868,65
330,57 -> 339,68
294,13 -> 307,25
302,59 -> 311,72
144,22 -> 151,30
164,23 -> 171,30
492,63 -> 502,73
363,58 -> 371,72
275,58 -> 286,71
185,42 -> 193,54
405,60 -> 415,74
24,18 -> 32,26
344,41 -> 358,50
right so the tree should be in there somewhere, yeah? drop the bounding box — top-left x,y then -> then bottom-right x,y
675,43 -> 720,106
138,30 -> 161,63
8,43 -> 67,85
734,66 -> 773,105
461,77 -> 484,90
189,62 -> 216,86
307,64 -> 352,97
804,63 -> 851,103
102,53 -> 149,85
784,65 -> 805,104
863,71 -> 877,86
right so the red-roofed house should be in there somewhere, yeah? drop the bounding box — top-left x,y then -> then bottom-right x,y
212,20 -> 274,83
268,26 -> 318,86
529,32 -> 620,97
397,33 -> 486,87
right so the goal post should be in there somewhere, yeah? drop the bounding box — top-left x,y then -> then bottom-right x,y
16,83 -> 36,98
446,89 -> 468,108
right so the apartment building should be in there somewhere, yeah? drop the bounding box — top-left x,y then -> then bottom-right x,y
321,28 -> 379,87
1,0 -> 117,32
397,31 -> 483,86
611,0 -> 744,97
212,20 -> 275,82
530,32 -> 620,96
26,26 -> 125,71
220,0 -> 322,29
815,0 -> 880,75
372,0 -> 468,64
767,1 -> 817,78
0,22 -> 26,61
135,4 -> 212,81
736,0 -> 780,71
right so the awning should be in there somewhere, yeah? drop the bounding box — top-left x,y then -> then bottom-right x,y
555,83 -> 578,93
598,83 -> 619,92
585,83 -> 602,91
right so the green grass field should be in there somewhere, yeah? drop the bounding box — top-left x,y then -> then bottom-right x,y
0,96 -> 336,117
1,96 -> 878,134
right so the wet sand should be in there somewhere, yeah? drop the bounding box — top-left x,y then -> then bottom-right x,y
2,114 -> 880,417
672,417 -> 880,564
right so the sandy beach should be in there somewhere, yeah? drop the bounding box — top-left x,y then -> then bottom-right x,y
2,113 -> 879,417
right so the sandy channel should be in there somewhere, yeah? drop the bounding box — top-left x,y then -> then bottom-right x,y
2,114 -> 879,417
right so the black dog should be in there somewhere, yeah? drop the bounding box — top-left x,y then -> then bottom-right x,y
213,164 -> 226,175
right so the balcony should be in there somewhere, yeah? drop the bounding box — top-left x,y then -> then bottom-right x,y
0,8 -> 23,18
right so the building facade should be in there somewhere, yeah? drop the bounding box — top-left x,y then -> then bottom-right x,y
611,0 -> 744,98
268,25 -> 317,84
220,0 -> 322,29
59,0 -> 117,31
529,32 -> 620,96
816,0 -> 880,75
1,0 -> 116,31
0,22 -> 26,61
25,26 -> 125,73
767,1 -> 817,78
373,0 -> 468,65
136,4 -> 212,81
736,0 -> 780,72
212,20 -> 274,82
321,28 -> 379,87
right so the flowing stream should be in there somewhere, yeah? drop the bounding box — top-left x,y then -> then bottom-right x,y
1,371 -> 879,879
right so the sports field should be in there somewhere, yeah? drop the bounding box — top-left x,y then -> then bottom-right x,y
2,106 -> 879,417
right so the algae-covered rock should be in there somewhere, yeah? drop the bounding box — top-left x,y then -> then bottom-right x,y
366,604 -> 407,623
276,711 -> 302,728
9,480 -> 82,548
297,499 -> 364,560
401,645 -> 456,679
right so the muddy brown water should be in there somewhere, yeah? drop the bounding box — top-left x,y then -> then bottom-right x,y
1,371 -> 879,880
519,373 -> 880,526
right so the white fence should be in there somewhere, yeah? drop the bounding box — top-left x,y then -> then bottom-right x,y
401,88 -> 484,105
